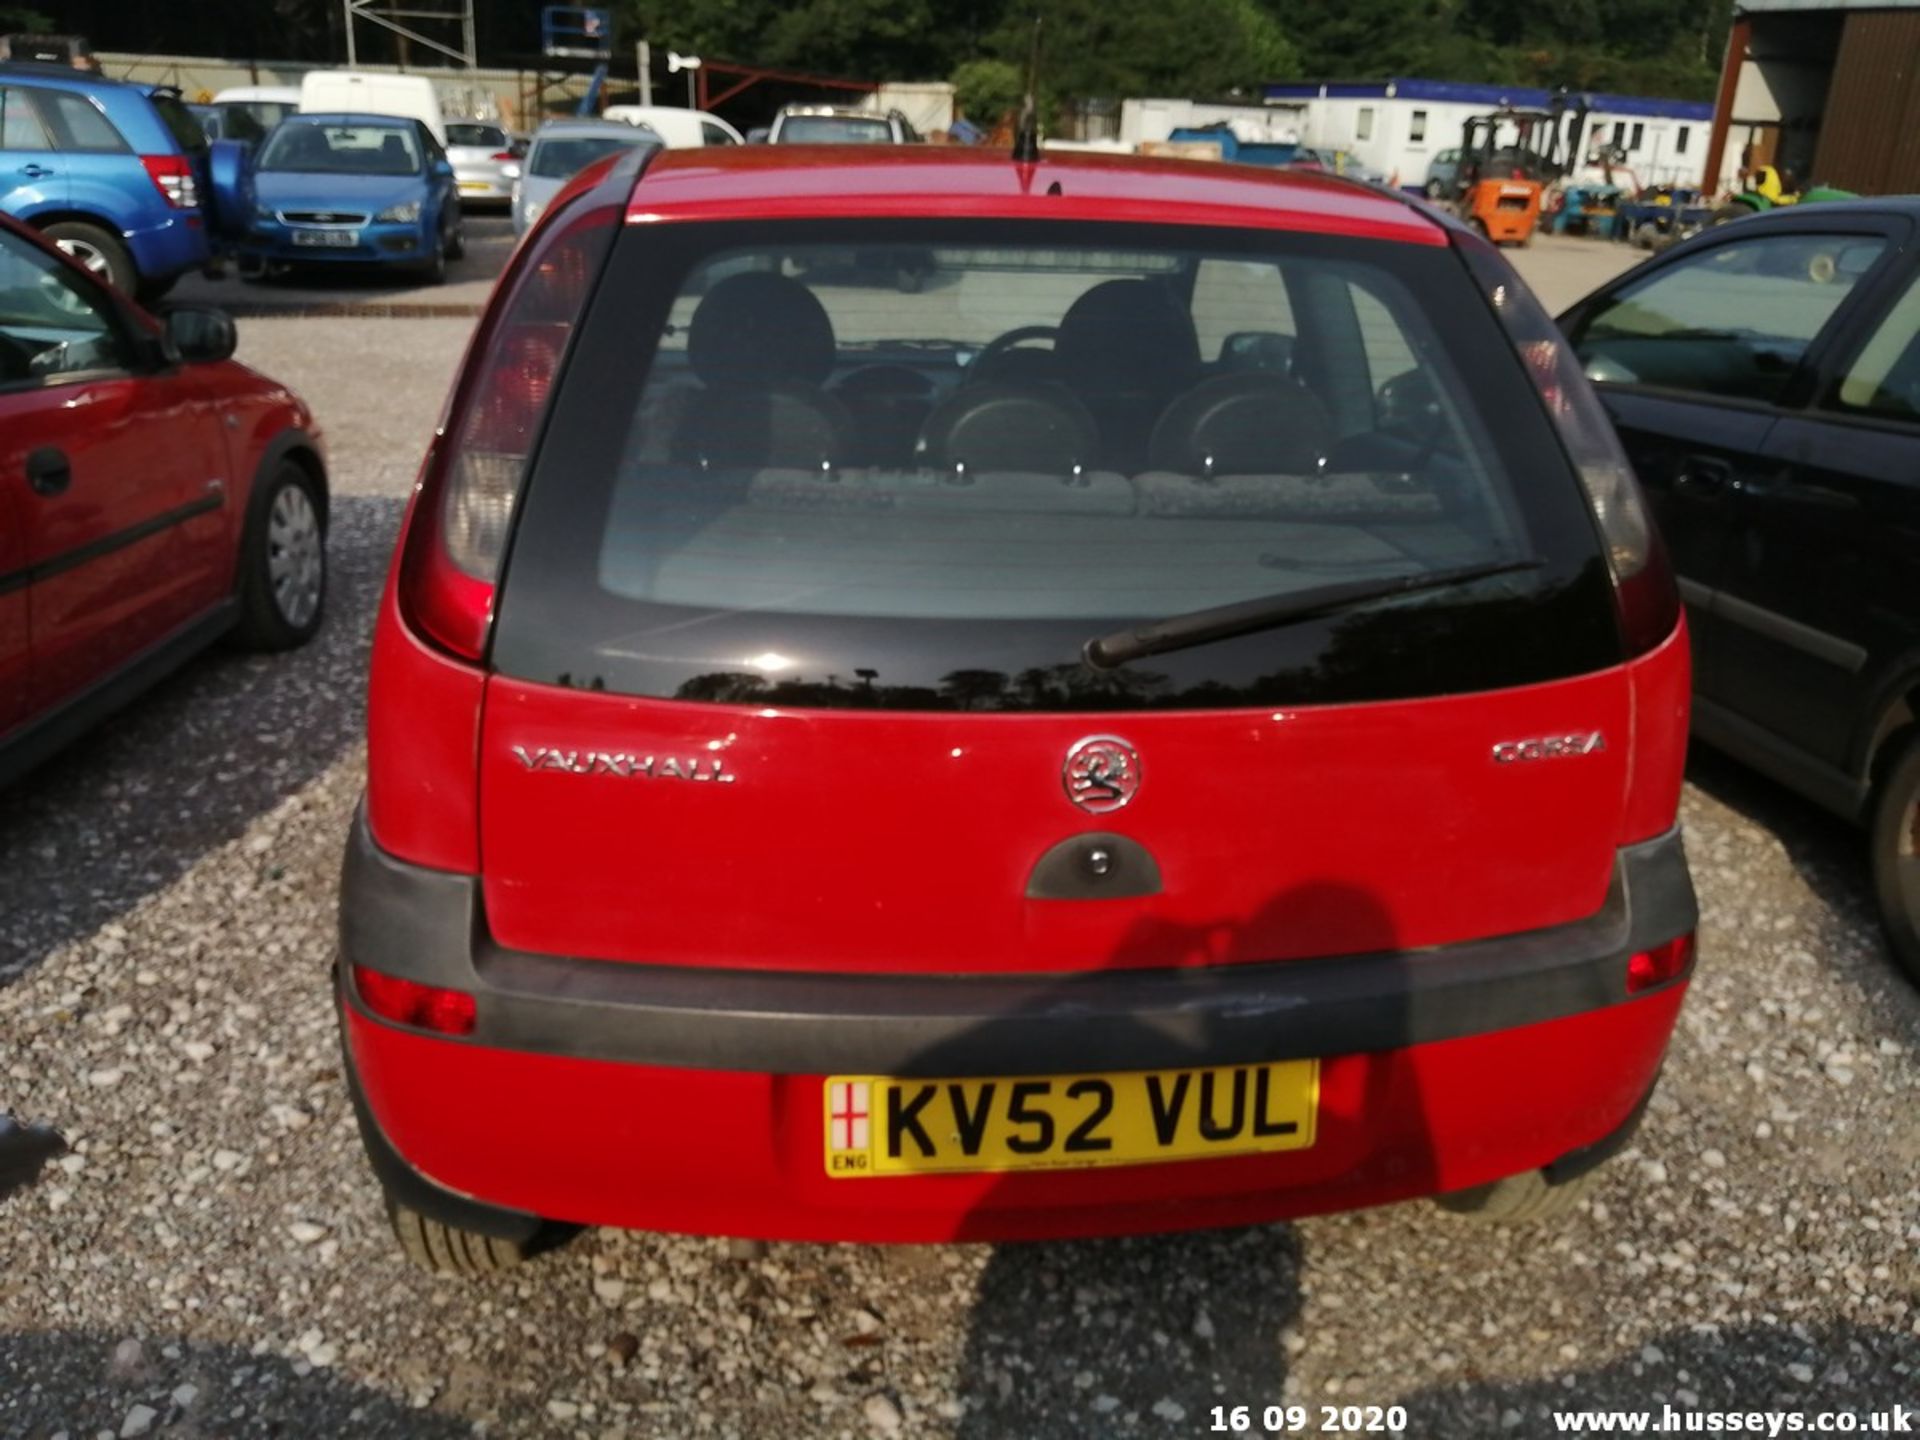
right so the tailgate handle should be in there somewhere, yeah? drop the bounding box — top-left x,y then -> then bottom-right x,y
1026,833 -> 1162,900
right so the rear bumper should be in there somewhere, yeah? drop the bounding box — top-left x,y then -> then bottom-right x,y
123,210 -> 212,280
339,808 -> 1696,1241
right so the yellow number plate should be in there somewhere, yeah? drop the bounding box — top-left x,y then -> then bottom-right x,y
822,1061 -> 1318,1177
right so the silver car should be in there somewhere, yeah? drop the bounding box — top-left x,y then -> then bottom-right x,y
511,119 -> 661,236
445,120 -> 518,205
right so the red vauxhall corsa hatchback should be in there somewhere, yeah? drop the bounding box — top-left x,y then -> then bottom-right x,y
341,144 -> 1697,1271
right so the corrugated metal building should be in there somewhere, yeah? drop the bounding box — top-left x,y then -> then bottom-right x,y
1708,0 -> 1920,194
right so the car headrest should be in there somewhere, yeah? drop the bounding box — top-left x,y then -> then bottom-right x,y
1148,373 -> 1335,476
688,272 -> 837,390
1054,279 -> 1200,397
914,384 -> 1098,475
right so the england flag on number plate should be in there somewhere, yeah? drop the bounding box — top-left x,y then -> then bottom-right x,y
829,1080 -> 870,1153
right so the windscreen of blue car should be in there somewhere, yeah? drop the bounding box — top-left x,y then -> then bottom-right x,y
259,122 -> 422,175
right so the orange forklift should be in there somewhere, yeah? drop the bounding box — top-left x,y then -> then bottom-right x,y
1451,100 -> 1588,245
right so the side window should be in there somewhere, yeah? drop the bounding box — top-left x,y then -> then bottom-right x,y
1570,232 -> 1888,404
38,91 -> 128,152
700,121 -> 735,146
1356,107 -> 1374,142
1351,283 -> 1419,391
1409,109 -> 1427,144
1831,272 -> 1920,423
0,87 -> 52,151
0,230 -> 130,385
1190,257 -> 1296,365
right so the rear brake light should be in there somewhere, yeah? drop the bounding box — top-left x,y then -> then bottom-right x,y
1625,934 -> 1694,994
1456,236 -> 1680,657
352,964 -> 476,1035
141,154 -> 198,209
399,200 -> 618,658
491,150 -> 517,161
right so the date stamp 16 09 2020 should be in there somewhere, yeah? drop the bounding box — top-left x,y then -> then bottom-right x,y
1208,1404 -> 1409,1434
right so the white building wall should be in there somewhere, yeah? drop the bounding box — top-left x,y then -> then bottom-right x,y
1120,97 -> 1308,146
1284,91 -> 1708,191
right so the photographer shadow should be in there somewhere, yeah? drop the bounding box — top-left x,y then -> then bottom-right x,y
928,881 -> 1425,1435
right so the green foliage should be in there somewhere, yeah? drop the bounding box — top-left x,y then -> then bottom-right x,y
951,59 -> 1024,126
1269,0 -> 1726,100
983,0 -> 1297,100
611,0 -> 1720,102
0,5 -> 51,31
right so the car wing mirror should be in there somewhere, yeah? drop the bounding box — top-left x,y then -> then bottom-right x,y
161,305 -> 238,365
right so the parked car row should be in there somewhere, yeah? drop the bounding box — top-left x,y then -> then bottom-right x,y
1,125 -> 1914,1287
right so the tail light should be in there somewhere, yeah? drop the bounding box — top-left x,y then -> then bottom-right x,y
141,154 -> 198,209
1626,934 -> 1694,994
352,965 -> 476,1036
1456,236 -> 1680,657
399,197 -> 619,659
491,150 -> 517,161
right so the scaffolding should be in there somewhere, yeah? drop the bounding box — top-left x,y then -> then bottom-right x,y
342,0 -> 477,69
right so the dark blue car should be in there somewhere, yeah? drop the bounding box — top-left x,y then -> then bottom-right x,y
241,113 -> 462,283
0,62 -> 213,299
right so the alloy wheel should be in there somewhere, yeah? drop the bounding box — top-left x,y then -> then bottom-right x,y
266,482 -> 323,629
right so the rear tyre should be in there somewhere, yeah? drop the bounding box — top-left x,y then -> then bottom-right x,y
42,220 -> 137,295
387,1198 -> 528,1274
233,460 -> 326,651
1869,732 -> 1920,987
1435,1166 -> 1599,1222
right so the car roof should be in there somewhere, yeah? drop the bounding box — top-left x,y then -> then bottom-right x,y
625,146 -> 1447,245
1715,195 -> 1920,223
534,119 -> 654,138
778,105 -> 886,118
286,111 -> 421,128
0,61 -> 126,92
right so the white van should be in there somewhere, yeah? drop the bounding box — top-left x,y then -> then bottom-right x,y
599,105 -> 742,148
299,71 -> 446,145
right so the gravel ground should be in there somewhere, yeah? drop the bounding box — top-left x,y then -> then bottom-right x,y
2,292 -> 1917,1440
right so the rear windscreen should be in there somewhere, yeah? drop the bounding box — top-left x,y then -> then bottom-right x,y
492,219 -> 1620,711
147,92 -> 207,154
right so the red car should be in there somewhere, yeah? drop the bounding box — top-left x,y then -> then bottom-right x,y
341,145 -> 1696,1271
0,215 -> 327,788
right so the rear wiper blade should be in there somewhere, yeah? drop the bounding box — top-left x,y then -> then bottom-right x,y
1083,558 -> 1544,670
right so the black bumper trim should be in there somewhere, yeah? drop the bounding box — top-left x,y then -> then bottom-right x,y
339,804 -> 1697,1077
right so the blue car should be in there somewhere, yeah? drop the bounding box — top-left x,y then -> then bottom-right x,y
0,62 -> 214,299
242,113 -> 462,283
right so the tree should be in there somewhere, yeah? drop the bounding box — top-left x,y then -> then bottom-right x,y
951,57 -> 1024,125
986,0 -> 1297,100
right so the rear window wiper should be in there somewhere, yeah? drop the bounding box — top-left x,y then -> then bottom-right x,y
1083,557 -> 1545,670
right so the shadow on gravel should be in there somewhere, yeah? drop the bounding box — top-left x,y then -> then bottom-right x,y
955,1225 -> 1304,1437
0,1329 -> 473,1439
1398,1318 -> 1919,1433
0,494 -> 403,988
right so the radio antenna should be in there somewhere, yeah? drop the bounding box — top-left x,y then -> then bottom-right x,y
1011,16 -> 1042,164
